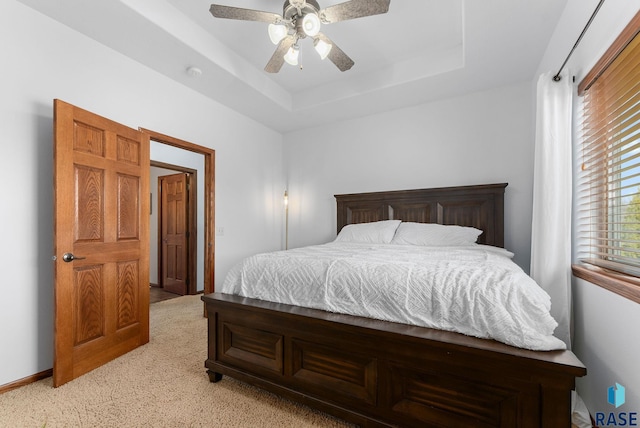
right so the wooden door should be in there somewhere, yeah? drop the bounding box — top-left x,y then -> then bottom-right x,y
53,100 -> 150,387
160,173 -> 189,295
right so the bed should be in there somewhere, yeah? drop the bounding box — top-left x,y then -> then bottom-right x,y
202,183 -> 586,427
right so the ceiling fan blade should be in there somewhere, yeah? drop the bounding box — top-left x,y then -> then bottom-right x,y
316,33 -> 354,72
320,0 -> 390,24
264,35 -> 296,73
209,4 -> 282,24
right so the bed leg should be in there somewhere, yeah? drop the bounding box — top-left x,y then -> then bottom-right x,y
207,370 -> 223,383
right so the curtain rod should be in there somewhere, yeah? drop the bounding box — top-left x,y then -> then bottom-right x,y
553,0 -> 606,82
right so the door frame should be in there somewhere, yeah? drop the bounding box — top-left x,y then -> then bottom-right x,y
154,166 -> 197,295
141,129 -> 215,295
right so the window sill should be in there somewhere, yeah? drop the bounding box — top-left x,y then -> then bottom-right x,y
572,264 -> 640,304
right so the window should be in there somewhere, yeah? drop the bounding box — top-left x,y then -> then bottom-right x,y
578,16 -> 640,280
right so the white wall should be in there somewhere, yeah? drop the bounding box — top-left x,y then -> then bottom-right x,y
573,277 -> 640,415
284,82 -> 535,271
0,0 -> 284,387
536,0 -> 640,416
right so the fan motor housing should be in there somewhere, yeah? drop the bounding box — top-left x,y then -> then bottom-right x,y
283,0 -> 320,21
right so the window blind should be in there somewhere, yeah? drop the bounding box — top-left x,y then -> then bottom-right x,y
579,31 -> 640,276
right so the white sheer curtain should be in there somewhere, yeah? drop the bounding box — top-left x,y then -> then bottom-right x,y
530,70 -> 573,348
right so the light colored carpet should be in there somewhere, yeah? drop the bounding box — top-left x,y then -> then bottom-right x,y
0,295 -> 352,427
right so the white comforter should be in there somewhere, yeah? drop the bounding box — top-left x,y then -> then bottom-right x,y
221,242 -> 566,351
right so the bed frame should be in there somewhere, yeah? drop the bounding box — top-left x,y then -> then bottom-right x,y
202,183 -> 586,427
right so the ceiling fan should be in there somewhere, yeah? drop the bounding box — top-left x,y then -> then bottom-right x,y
209,0 -> 391,73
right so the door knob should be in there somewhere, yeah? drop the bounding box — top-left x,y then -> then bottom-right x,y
62,253 -> 86,263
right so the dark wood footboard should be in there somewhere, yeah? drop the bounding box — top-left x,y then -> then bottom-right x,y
202,293 -> 586,428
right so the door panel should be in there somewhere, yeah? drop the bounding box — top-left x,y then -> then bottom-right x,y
160,173 -> 189,295
53,99 -> 149,387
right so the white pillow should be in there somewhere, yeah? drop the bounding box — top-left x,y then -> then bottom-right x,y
476,244 -> 514,258
390,222 -> 482,246
335,220 -> 401,244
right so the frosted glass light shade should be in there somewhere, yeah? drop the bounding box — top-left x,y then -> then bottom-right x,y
284,46 -> 299,65
268,24 -> 288,44
302,13 -> 321,37
314,39 -> 332,59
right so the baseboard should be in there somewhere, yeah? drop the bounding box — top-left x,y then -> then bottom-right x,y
0,369 -> 52,395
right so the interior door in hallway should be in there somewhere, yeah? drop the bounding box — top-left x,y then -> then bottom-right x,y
159,172 -> 189,295
53,100 -> 150,387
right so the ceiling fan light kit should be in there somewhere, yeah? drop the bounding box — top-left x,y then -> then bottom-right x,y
314,38 -> 332,59
209,0 -> 391,73
268,23 -> 288,44
301,13 -> 321,37
284,45 -> 300,66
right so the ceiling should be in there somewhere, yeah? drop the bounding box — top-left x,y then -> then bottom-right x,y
18,0 -> 568,133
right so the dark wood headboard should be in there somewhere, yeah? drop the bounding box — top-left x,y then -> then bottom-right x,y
335,183 -> 507,247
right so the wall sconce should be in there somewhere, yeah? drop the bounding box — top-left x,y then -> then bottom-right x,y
284,190 -> 289,250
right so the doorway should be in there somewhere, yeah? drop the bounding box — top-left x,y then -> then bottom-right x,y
150,165 -> 196,297
142,129 -> 215,296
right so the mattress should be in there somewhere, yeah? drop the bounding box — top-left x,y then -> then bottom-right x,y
221,242 -> 566,351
